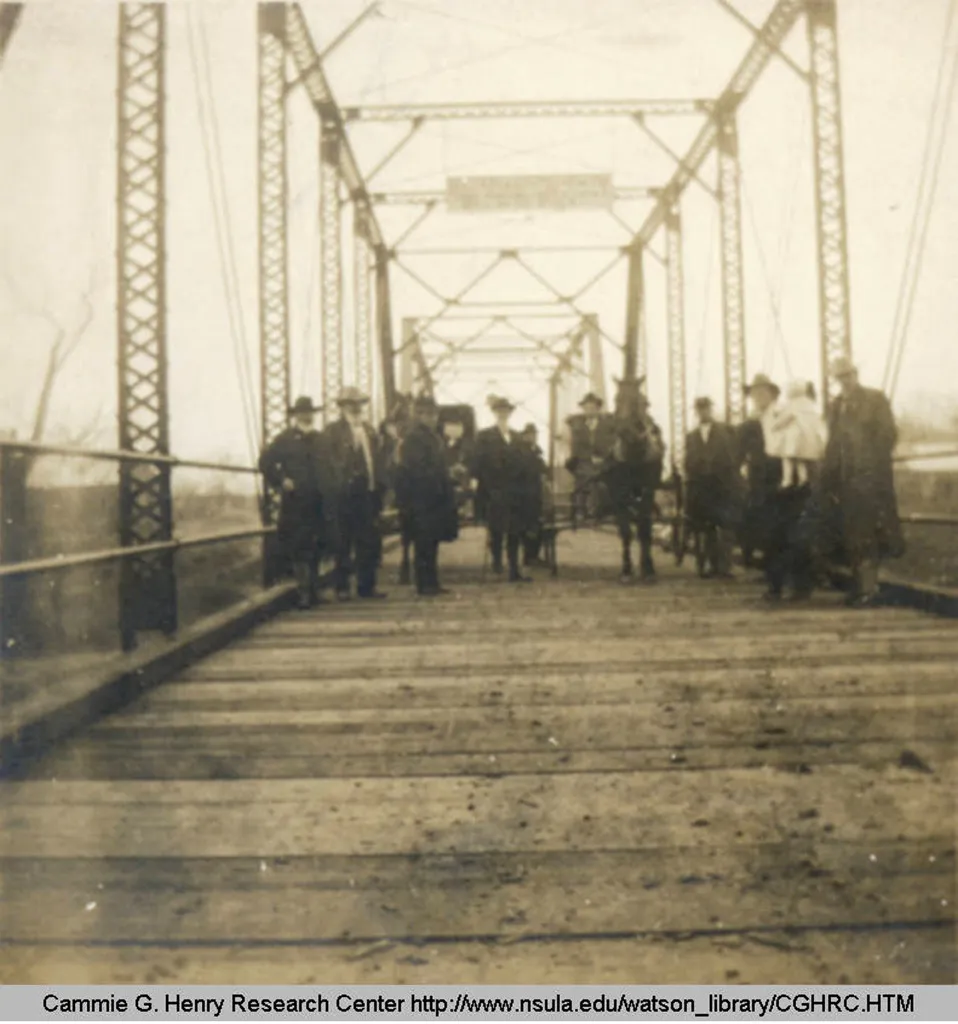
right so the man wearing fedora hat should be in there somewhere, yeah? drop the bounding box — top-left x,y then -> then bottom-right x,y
396,394 -> 459,596
471,395 -> 531,582
258,396 -> 327,609
321,386 -> 387,600
738,372 -> 784,569
564,391 -> 615,523
821,356 -> 903,607
685,396 -> 739,578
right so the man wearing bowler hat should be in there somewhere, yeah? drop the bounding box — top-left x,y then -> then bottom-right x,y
564,391 -> 615,522
258,396 -> 327,609
685,396 -> 739,578
322,386 -> 387,600
821,356 -> 904,607
471,395 -> 531,582
397,394 -> 459,596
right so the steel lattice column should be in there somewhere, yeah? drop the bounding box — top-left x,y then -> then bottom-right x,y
583,314 -> 606,401
717,107 -> 747,424
354,203 -> 373,400
399,318 -> 416,393
666,205 -> 688,475
257,3 -> 290,527
116,3 -> 175,649
320,112 -> 343,415
374,245 -> 397,414
807,0 -> 852,405
623,244 -> 645,381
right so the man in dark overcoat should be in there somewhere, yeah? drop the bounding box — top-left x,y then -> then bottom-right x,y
258,395 -> 327,609
471,396 -> 531,582
564,392 -> 615,521
684,396 -> 739,577
518,423 -> 548,566
737,373 -> 783,568
821,356 -> 904,607
396,394 -> 459,596
321,386 -> 387,600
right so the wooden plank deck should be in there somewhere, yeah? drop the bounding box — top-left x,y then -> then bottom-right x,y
1,527 -> 955,984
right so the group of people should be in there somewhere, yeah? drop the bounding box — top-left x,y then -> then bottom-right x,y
259,388 -> 549,606
683,356 -> 904,607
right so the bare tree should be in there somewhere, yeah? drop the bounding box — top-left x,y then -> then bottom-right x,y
0,262 -> 100,442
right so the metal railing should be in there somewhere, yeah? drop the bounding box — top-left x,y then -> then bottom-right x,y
0,439 -> 276,655
893,446 -> 958,527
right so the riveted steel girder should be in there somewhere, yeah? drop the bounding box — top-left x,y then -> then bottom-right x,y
320,114 -> 343,416
806,0 -> 852,405
666,206 -> 688,475
257,2 -> 291,530
116,3 -> 175,648
717,107 -> 747,424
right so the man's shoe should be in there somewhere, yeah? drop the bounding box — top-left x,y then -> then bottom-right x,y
335,591 -> 352,603
358,590 -> 388,600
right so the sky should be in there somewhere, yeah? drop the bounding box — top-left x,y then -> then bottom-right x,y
1,0 -> 957,464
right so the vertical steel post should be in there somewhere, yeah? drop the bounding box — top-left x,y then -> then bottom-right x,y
399,318 -> 417,393
257,2 -> 291,586
666,205 -> 688,476
584,313 -> 606,402
374,245 -> 397,414
354,202 -> 373,400
717,103 -> 747,424
117,3 -> 175,651
320,111 -> 343,416
0,3 -> 23,67
806,0 -> 852,407
0,446 -> 28,657
623,244 -> 645,381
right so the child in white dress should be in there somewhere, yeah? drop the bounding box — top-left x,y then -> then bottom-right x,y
764,379 -> 827,487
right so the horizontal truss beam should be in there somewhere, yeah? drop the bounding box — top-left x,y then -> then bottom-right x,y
344,99 -> 713,122
370,187 -> 659,206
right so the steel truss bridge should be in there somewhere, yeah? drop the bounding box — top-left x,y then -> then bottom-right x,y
0,0 -> 955,986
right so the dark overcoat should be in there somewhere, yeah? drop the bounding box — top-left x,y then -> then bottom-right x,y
684,423 -> 741,529
737,417 -> 782,553
821,386 -> 904,562
258,427 -> 326,560
565,413 -> 616,473
320,418 -> 387,545
472,426 -> 539,534
397,422 -> 459,543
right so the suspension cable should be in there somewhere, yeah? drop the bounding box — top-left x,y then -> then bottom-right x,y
185,9 -> 259,472
884,0 -> 958,398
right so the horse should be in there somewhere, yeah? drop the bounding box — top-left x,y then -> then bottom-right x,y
602,380 -> 665,582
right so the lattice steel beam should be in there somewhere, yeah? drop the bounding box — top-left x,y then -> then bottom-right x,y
354,204 -> 373,400
344,99 -> 713,121
717,105 -> 747,425
806,0 -> 852,406
584,314 -> 606,402
623,244 -> 644,381
257,3 -> 290,532
116,3 -> 175,649
636,0 -> 804,247
374,245 -> 397,412
320,113 -> 343,415
666,206 -> 688,475
284,5 -> 385,251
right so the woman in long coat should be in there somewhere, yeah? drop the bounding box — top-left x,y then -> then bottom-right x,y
821,358 -> 904,606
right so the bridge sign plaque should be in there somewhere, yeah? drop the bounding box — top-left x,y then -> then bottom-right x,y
446,174 -> 614,212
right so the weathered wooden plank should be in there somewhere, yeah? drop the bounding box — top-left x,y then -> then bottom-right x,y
1,841 -> 953,943
29,738 -> 957,782
133,660 -> 958,715
2,923 -> 954,986
2,768 -> 953,858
